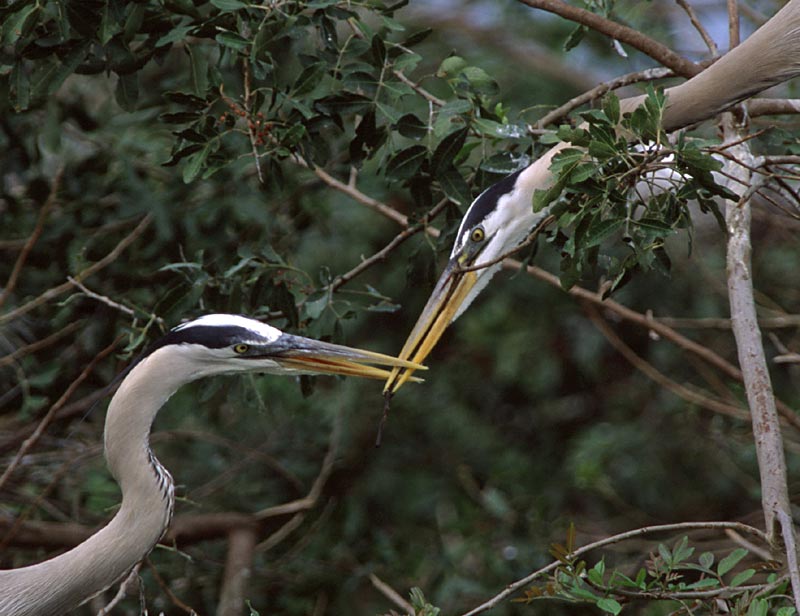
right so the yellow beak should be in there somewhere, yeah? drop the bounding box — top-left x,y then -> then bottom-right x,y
268,335 -> 427,381
383,260 -> 479,394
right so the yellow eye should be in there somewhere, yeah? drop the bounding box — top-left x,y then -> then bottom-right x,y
233,343 -> 249,354
470,227 -> 485,243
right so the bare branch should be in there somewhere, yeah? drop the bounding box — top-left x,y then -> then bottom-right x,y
517,0 -> 702,78
461,521 -> 768,616
217,526 -> 259,616
722,116 -> 799,614
0,337 -> 121,492
370,573 -> 413,615
535,67 -> 674,129
0,167 -> 62,309
585,303 -> 749,421
0,214 -> 153,324
675,0 -> 719,56
0,321 -> 82,369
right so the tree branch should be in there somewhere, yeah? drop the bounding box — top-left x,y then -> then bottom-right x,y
461,521 -> 768,616
721,115 -> 799,613
516,0 -> 702,77
0,213 -> 153,324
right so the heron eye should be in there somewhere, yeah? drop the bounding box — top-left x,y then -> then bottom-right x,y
233,343 -> 249,354
470,227 -> 485,243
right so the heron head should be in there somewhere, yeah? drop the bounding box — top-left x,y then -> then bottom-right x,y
147,314 -> 425,382
384,167 -> 549,394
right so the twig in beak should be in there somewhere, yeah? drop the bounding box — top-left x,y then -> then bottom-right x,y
376,391 -> 393,447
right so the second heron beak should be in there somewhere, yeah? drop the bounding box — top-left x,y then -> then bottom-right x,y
383,260 -> 479,394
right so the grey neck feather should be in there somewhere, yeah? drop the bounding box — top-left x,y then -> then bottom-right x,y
0,348 -> 187,616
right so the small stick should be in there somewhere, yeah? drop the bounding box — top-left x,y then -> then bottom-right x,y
376,392 -> 392,447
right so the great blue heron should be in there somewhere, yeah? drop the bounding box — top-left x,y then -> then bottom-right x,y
382,0 -> 800,394
0,314 -> 424,616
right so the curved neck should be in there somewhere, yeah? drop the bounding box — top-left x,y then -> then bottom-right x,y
0,349 -> 188,616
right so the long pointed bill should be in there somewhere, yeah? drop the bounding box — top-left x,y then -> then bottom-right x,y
383,260 -> 479,395
268,334 -> 427,381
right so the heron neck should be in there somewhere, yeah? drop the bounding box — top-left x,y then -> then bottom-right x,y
0,348 -> 185,616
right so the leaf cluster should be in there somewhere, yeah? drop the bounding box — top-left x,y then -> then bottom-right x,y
521,532 -> 794,615
536,89 -> 734,293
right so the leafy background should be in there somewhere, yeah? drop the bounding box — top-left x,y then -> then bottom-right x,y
1,0 -> 799,614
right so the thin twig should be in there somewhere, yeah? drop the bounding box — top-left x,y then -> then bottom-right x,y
536,68 -> 674,129
456,216 -> 554,274
585,303 -> 749,420
328,198 -> 450,292
96,564 -> 141,616
0,337 -> 121,491
242,60 -> 265,184
0,214 -> 153,324
516,0 -> 702,78
0,167 -> 62,309
777,508 -> 800,614
67,277 -> 165,326
369,573 -> 414,615
728,0 -> 740,48
675,0 -> 719,55
145,557 -> 198,615
512,261 -> 800,431
461,521 -> 767,616
0,321 -> 82,369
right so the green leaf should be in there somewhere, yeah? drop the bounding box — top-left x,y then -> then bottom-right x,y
473,118 -> 526,139
375,101 -> 401,123
568,163 -> 597,184
437,165 -> 471,206
747,599 -> 769,616
717,548 -> 748,576
315,93 -> 372,116
2,4 -> 39,47
685,577 -> 720,590
157,24 -> 193,47
437,55 -> 468,78
395,113 -> 428,140
596,598 -> 622,615
431,127 -> 468,176
673,536 -> 694,564
11,64 -> 30,111
185,44 -> 208,97
532,182 -> 563,213
633,218 -> 676,233
438,99 -> 473,116
30,43 -> 90,104
292,62 -> 326,96
557,125 -> 590,147
587,560 -> 605,585
776,608 -> 797,616
729,568 -> 755,587
461,66 -> 498,95
583,218 -> 624,248
386,145 -> 427,180
211,0 -> 247,10
115,73 -> 139,112
182,142 -> 212,183
370,34 -> 386,67
564,24 -> 587,51
216,31 -> 250,52
603,94 -> 620,125
550,148 -> 586,174
305,293 -> 329,319
699,552 -> 714,570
